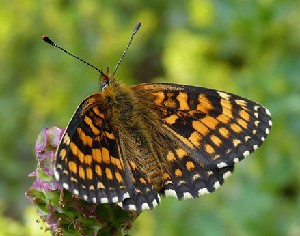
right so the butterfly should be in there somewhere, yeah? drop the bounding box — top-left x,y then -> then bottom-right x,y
44,23 -> 272,212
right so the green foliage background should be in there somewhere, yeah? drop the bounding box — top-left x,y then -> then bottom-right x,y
0,0 -> 299,235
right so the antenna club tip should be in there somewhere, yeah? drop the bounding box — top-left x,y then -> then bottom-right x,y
42,35 -> 54,45
42,35 -> 47,41
134,21 -> 142,33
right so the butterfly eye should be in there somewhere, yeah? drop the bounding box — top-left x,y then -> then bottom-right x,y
100,80 -> 109,91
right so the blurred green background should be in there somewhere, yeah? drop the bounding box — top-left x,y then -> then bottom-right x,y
1,0 -> 299,235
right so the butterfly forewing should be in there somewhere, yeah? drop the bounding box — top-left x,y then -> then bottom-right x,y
55,93 -> 132,204
130,83 -> 271,200
132,83 -> 272,169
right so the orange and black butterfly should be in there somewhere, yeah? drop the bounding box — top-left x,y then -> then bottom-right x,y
43,22 -> 272,211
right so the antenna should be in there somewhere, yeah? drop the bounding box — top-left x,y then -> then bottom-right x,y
42,21 -> 141,78
113,21 -> 141,76
42,35 -> 105,77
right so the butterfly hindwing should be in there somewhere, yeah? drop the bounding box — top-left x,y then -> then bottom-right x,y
160,148 -> 234,200
117,163 -> 160,211
149,132 -> 235,200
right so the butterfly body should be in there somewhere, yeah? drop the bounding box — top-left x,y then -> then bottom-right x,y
55,70 -> 272,211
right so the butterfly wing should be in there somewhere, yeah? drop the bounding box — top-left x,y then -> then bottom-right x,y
55,93 -> 133,204
131,83 -> 272,199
